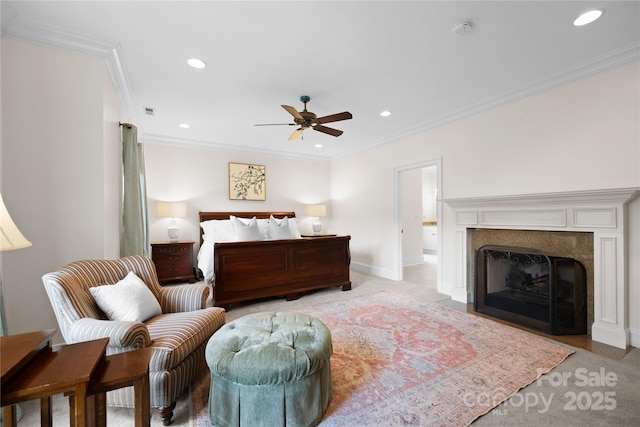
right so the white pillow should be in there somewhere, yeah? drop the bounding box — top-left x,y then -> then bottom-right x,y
289,217 -> 302,238
200,219 -> 236,242
232,216 -> 261,241
89,271 -> 162,323
268,216 -> 294,239
269,215 -> 302,238
230,215 -> 269,239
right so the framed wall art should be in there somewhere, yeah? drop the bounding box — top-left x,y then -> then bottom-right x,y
228,162 -> 266,201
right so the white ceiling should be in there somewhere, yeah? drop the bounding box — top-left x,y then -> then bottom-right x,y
2,1 -> 639,160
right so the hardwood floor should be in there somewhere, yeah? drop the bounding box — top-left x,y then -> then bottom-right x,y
461,302 -> 631,359
405,253 -> 633,360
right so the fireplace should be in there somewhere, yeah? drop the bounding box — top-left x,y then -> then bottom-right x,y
444,188 -> 639,349
475,245 -> 587,335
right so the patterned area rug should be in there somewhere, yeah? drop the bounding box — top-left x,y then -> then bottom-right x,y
191,291 -> 573,426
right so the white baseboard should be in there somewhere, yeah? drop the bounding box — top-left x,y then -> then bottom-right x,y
629,327 -> 640,348
403,256 -> 424,267
350,262 -> 399,281
591,322 -> 629,349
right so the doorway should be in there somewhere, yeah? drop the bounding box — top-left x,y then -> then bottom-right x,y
394,159 -> 442,289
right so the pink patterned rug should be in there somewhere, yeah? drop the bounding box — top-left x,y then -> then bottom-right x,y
191,291 -> 573,426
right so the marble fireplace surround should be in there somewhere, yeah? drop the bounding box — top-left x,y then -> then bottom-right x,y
445,188 -> 640,349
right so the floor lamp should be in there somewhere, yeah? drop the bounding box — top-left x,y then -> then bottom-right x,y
0,194 -> 32,422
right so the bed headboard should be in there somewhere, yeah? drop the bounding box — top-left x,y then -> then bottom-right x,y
198,211 -> 296,244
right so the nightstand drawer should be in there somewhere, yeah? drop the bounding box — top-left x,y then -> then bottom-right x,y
151,241 -> 195,284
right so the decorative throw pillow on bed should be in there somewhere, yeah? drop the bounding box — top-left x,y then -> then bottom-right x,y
232,216 -> 261,241
269,215 -> 302,239
269,216 -> 294,239
89,271 -> 162,322
230,215 -> 269,239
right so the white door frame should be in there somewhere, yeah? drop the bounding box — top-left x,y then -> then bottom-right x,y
393,158 -> 443,287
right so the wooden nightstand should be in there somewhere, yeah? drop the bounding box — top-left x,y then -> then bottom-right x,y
151,241 -> 196,284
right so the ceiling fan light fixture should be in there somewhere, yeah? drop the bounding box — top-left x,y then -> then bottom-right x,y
573,9 -> 604,26
187,58 -> 207,69
257,96 -> 352,140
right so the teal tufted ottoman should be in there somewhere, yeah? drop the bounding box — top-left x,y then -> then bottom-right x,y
205,311 -> 333,427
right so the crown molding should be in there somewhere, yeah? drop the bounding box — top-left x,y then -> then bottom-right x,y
444,188 -> 640,209
140,133 -> 331,163
335,42 -> 640,160
3,11 -> 638,163
1,13 -> 137,122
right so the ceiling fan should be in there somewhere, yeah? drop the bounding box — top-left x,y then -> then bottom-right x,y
255,95 -> 352,141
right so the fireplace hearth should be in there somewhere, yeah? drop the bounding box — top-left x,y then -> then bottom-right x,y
475,245 -> 587,335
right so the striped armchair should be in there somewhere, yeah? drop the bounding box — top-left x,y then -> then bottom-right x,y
42,255 -> 226,425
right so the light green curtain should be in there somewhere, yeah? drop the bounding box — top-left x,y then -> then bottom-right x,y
121,123 -> 150,257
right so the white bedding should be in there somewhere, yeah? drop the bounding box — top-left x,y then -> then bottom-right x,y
197,215 -> 302,283
197,239 -> 216,282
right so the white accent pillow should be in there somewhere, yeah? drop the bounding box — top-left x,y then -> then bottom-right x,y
200,219 -> 236,242
289,217 -> 302,238
230,215 -> 269,239
90,271 -> 162,322
269,215 -> 302,239
269,216 -> 294,239
232,216 -> 261,241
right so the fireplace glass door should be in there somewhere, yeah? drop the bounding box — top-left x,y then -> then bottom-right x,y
475,245 -> 587,335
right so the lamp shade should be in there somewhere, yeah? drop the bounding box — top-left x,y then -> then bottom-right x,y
306,204 -> 327,217
157,202 -> 187,218
0,194 -> 32,251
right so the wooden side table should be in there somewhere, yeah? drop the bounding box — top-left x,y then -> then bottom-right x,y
1,329 -> 55,386
151,241 -> 195,283
0,329 -> 56,426
68,347 -> 152,427
1,336 -> 108,427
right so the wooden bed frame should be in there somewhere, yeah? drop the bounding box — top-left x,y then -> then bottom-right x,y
199,211 -> 351,308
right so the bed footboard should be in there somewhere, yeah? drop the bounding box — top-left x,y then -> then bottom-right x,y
213,235 -> 351,307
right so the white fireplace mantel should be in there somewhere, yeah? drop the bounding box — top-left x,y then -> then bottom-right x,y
444,188 -> 640,349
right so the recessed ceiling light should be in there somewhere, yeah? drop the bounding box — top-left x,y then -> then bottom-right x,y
573,9 -> 604,26
314,144 -> 323,148
186,58 -> 206,69
179,123 -> 190,129
380,111 -> 391,117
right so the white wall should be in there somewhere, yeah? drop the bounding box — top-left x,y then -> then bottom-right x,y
332,62 -> 640,333
1,38 -> 122,341
143,143 -> 332,258
421,166 -> 437,222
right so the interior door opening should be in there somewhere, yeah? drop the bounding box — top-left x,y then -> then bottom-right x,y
395,160 -> 442,289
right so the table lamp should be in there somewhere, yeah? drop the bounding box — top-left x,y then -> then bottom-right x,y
157,202 -> 187,242
0,194 -> 32,422
306,204 -> 327,235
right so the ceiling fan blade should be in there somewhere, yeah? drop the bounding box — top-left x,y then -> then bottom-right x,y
316,111 -> 352,124
314,125 -> 343,137
282,105 -> 304,120
254,123 -> 296,126
288,128 -> 304,141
